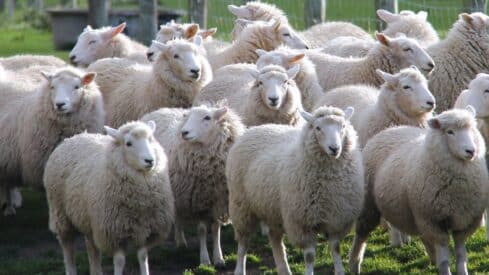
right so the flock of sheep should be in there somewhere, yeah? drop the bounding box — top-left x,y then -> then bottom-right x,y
2,2 -> 489,275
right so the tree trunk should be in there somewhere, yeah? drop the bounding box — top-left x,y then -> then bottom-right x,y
375,0 -> 398,31
139,0 -> 157,45
463,0 -> 487,12
88,0 -> 108,28
188,0 -> 207,28
304,0 -> 326,28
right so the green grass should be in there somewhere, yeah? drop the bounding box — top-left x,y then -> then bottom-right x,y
0,27 -> 68,59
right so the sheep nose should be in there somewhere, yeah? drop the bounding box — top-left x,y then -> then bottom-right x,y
144,159 -> 154,167
426,101 -> 434,107
56,102 -> 66,109
427,62 -> 434,69
305,45 -> 309,49
181,131 -> 189,137
69,55 -> 76,61
268,97 -> 279,105
190,68 -> 200,74
146,52 -> 154,59
465,149 -> 475,157
328,146 -> 338,154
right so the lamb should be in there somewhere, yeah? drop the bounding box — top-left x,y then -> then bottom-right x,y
314,66 -> 435,147
89,37 -> 212,127
0,54 -> 66,70
301,21 -> 373,48
209,19 -> 308,71
227,106 -> 364,275
0,68 -> 104,215
194,64 -> 303,126
43,121 -> 174,275
428,12 -> 489,111
256,48 -> 324,111
307,32 -> 435,92
69,22 -> 148,67
141,104 -> 245,267
350,107 -> 489,275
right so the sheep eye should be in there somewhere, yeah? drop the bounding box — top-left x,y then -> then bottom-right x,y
173,54 -> 179,59
447,130 -> 454,135
88,40 -> 96,45
484,89 -> 489,93
283,33 -> 290,37
74,85 -> 80,90
316,126 -> 321,131
258,81 -> 262,86
126,141 -> 132,147
204,115 -> 211,120
403,48 -> 412,52
403,85 -> 411,90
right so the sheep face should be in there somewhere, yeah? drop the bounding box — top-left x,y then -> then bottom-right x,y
459,12 -> 489,45
69,23 -> 126,67
179,106 -> 228,144
456,73 -> 489,118
147,23 -> 201,62
277,24 -> 309,49
105,121 -> 159,172
428,107 -> 480,161
254,65 -> 300,110
256,49 -> 305,70
41,71 -> 96,114
302,107 -> 354,158
375,33 -> 434,74
154,38 -> 204,82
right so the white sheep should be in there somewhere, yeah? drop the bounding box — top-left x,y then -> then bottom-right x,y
194,64 -> 303,126
0,54 -> 66,70
301,21 -> 373,48
43,121 -> 174,275
141,104 -> 245,267
428,12 -> 489,111
320,36 -> 373,58
350,107 -> 489,275
314,66 -> 435,147
227,106 -> 363,275
89,37 -> 212,127
256,47 -> 324,111
307,32 -> 435,92
0,68 -> 105,215
69,22 -> 148,67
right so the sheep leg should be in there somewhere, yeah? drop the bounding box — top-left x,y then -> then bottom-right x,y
198,222 -> 211,265
329,239 -> 345,275
303,244 -> 316,275
389,224 -> 409,247
1,185 -> 16,216
211,221 -> 225,267
268,229 -> 291,275
420,236 -> 436,265
435,243 -> 451,275
10,187 -> 22,208
485,209 -> 489,241
137,247 -> 149,275
234,238 -> 248,275
84,236 -> 102,275
453,234 -> 468,275
113,250 -> 125,275
174,219 -> 187,248
58,235 -> 77,275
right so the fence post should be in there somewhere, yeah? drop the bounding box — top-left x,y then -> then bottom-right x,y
88,0 -> 108,28
188,0 -> 207,28
375,0 -> 398,31
7,0 -> 14,19
139,0 -> 157,45
0,0 -> 4,12
304,0 -> 326,28
463,0 -> 487,12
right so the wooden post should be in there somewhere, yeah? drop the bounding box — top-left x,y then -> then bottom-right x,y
304,0 -> 326,28
0,0 -> 4,12
139,0 -> 157,45
7,0 -> 14,19
88,0 -> 108,28
463,0 -> 487,12
375,0 -> 398,31
188,0 -> 207,28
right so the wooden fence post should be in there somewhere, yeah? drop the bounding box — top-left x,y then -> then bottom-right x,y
7,0 -> 14,19
0,0 -> 4,12
463,0 -> 487,12
88,0 -> 108,28
375,0 -> 398,31
139,0 -> 157,45
188,0 -> 207,28
304,0 -> 326,28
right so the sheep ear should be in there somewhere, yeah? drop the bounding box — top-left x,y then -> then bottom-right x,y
288,53 -> 305,64
300,110 -> 315,123
185,24 -> 199,39
108,22 -> 126,40
228,5 -> 251,18
82,72 -> 96,86
193,35 -> 203,46
377,9 -> 398,23
256,49 -> 267,56
270,19 -> 282,33
428,118 -> 441,129
344,107 -> 355,121
213,107 -> 228,121
417,11 -> 428,21
146,120 -> 156,132
152,40 -> 168,51
84,25 -> 93,32
41,71 -> 54,82
375,32 -> 390,46
200,28 -> 217,39
460,13 -> 474,26
105,126 -> 121,140
376,69 -> 397,85
287,65 -> 300,79
466,105 -> 477,117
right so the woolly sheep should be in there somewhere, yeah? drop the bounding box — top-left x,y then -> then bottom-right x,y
141,104 -> 245,267
194,64 -> 303,126
307,32 -> 435,92
89,37 -> 212,127
227,106 -> 363,275
228,2 -> 287,39
0,54 -> 66,71
320,36 -> 373,58
314,66 -> 435,147
69,22 -> 148,67
301,21 -> 373,48
0,68 -> 104,215
428,12 -> 489,111
44,121 -> 174,275
209,19 -> 308,72
256,47 -> 324,111
0,65 -> 60,100
350,107 -> 489,275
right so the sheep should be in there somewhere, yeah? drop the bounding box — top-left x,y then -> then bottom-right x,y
141,104 -> 245,267
307,32 -> 435,92
314,66 -> 435,148
320,36 -> 373,58
349,106 -> 489,275
0,68 -> 104,215
0,54 -> 66,70
227,106 -> 363,275
89,37 -> 212,127
228,1 -> 286,38
209,19 -> 308,72
0,65 -> 60,99
428,12 -> 489,111
256,47 -> 324,111
69,22 -> 148,67
301,22 -> 373,48
43,121 -> 174,275
194,64 -> 303,126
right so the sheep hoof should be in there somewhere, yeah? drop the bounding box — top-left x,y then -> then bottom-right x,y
214,260 -> 226,269
3,205 -> 16,216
